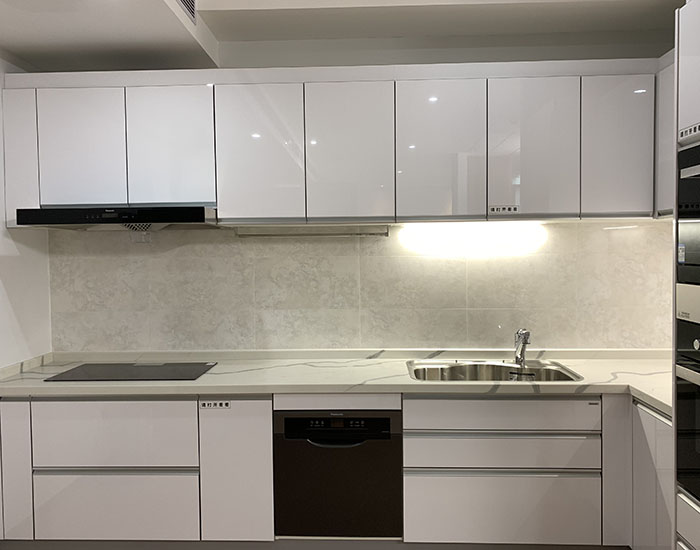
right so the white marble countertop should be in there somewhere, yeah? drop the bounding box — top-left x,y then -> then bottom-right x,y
0,349 -> 673,417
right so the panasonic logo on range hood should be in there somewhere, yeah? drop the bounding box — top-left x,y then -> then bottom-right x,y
16,207 -> 217,231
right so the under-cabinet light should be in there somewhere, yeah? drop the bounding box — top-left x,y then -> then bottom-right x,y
398,221 -> 548,259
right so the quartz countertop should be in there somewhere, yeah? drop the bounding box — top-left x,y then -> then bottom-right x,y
0,349 -> 673,417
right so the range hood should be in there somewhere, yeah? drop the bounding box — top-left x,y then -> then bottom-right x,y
16,206 -> 217,231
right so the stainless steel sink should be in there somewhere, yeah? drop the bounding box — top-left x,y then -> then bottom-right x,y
406,359 -> 582,382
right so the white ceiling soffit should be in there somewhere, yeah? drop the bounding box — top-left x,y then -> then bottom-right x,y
199,0 -> 681,67
0,0 -> 218,71
198,0 -> 679,41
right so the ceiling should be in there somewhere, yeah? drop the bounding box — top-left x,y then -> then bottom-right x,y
199,1 -> 679,42
0,0 -> 684,72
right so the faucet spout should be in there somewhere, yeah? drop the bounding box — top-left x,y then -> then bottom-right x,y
514,329 -> 531,368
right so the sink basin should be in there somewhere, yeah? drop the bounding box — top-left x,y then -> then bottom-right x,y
406,359 -> 582,382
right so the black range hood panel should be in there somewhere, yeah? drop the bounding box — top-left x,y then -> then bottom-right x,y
16,206 -> 217,229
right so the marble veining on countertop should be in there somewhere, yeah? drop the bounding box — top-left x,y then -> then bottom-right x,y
0,349 -> 673,417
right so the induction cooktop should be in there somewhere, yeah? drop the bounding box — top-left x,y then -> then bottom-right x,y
45,362 -> 217,382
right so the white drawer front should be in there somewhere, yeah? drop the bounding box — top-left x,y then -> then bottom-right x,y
404,433 -> 601,469
404,471 -> 601,544
678,493 -> 700,550
32,400 -> 198,467
404,398 -> 601,431
34,472 -> 200,540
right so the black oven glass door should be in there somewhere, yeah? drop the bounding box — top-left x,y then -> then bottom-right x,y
678,141 -> 700,219
677,372 -> 700,500
678,222 -> 700,285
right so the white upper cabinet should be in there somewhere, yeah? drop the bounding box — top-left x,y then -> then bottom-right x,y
488,77 -> 580,217
36,87 -> 127,206
3,89 -> 39,226
581,75 -> 655,216
215,84 -> 305,222
679,0 -> 700,141
655,64 -> 676,217
396,79 -> 486,219
126,85 -> 215,205
305,81 -> 395,220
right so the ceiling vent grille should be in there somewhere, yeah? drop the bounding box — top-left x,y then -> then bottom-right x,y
177,0 -> 196,22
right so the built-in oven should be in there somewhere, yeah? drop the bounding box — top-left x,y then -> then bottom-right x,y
273,410 -> 402,538
677,282 -> 700,502
678,143 -> 700,284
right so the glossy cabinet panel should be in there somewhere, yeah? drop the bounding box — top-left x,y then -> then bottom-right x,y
403,397 -> 601,431
216,84 -> 305,222
632,404 -> 673,550
200,399 -> 274,541
581,75 -> 655,216
34,473 -> 200,540
37,87 -> 127,206
126,85 -> 215,205
396,79 -> 486,219
305,81 -> 395,220
32,400 -> 199,467
404,433 -> 601,469
404,472 -> 601,544
488,77 -> 580,217
2,89 -> 39,227
655,64 -> 676,216
679,0 -> 700,139
0,401 -> 33,540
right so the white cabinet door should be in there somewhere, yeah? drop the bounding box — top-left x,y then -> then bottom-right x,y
396,79 -> 486,219
488,77 -> 580,217
37,87 -> 127,206
655,64 -> 676,216
215,84 -> 305,222
2,89 -> 39,227
34,472 -> 200,540
679,0 -> 700,141
126,85 -> 215,205
0,401 -> 32,540
403,397 -> 601,431
305,81 -> 395,220
633,403 -> 673,550
404,471 -> 601,544
199,399 -> 274,541
404,433 -> 600,469
32,400 -> 199,468
581,75 -> 655,216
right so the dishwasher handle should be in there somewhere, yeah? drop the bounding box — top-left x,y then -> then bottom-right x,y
306,438 -> 368,449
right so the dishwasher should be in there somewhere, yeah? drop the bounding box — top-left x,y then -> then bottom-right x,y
273,410 -> 402,538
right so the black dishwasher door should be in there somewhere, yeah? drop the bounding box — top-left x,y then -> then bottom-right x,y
273,410 -> 402,538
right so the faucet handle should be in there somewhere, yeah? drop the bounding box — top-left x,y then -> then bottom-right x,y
515,328 -> 531,344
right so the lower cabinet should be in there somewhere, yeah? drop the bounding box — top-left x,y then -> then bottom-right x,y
677,492 -> 700,550
33,472 -> 200,540
404,471 -> 601,544
632,402 -> 673,550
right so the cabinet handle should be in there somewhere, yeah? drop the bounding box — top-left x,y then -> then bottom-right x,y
634,402 -> 672,427
403,468 -> 600,478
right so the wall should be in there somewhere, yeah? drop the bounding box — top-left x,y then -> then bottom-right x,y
0,58 -> 51,367
49,219 -> 673,351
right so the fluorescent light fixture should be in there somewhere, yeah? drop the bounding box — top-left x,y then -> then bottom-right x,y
398,221 -> 548,259
428,96 -> 438,102
634,89 -> 647,94
602,225 -> 639,230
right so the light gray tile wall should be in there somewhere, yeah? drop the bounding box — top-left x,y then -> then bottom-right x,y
48,220 -> 673,351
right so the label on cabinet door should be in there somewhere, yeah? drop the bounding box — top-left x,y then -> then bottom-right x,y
489,205 -> 520,214
200,401 -> 231,409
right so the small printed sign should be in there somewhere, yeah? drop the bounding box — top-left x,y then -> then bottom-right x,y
200,401 -> 231,409
489,205 -> 519,214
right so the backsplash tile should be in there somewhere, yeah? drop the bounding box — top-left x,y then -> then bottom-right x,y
49,220 -> 673,351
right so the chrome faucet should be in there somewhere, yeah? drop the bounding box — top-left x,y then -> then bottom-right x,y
514,329 -> 531,368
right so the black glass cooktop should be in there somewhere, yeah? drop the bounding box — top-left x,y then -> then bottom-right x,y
45,362 -> 217,382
